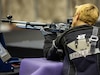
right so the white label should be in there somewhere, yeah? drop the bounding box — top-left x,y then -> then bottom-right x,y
0,43 -> 7,57
70,48 -> 100,60
77,34 -> 86,40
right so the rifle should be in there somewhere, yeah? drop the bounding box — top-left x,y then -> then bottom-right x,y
1,15 -> 72,33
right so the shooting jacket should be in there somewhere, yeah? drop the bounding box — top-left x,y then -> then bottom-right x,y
45,25 -> 100,75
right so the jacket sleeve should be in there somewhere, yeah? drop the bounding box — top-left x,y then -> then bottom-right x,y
45,34 -> 64,61
43,33 -> 57,57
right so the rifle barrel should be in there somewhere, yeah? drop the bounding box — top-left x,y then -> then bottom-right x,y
1,19 -> 48,26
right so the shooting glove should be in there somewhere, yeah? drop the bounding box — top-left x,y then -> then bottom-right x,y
40,27 -> 55,36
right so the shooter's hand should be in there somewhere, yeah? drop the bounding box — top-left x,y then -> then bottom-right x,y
40,27 -> 53,35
